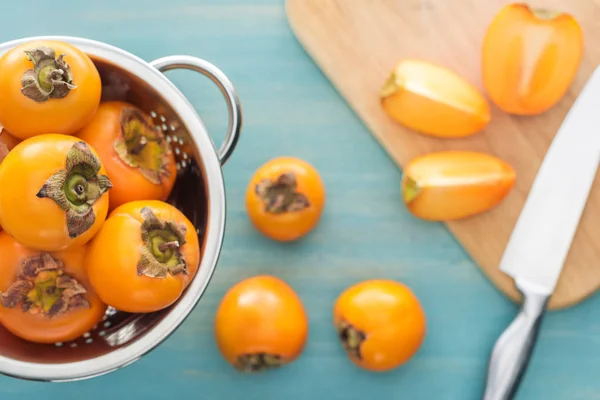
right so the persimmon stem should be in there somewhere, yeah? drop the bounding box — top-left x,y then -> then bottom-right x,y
337,320 -> 367,360
158,241 -> 180,252
236,353 -> 283,372
137,207 -> 188,279
36,141 -> 112,239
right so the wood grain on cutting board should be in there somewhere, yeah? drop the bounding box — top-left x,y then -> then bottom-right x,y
286,0 -> 600,309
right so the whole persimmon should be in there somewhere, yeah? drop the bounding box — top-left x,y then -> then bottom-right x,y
85,200 -> 200,313
245,157 -> 326,242
0,40 -> 101,139
333,279 -> 426,372
0,129 -> 20,164
76,101 -> 177,210
215,275 -> 308,372
0,231 -> 107,344
0,134 -> 112,252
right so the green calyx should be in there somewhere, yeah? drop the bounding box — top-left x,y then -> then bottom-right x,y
36,141 -> 113,239
236,353 -> 284,373
255,172 -> 310,214
113,107 -> 174,185
402,175 -> 421,204
380,70 -> 401,99
137,206 -> 188,278
337,320 -> 367,360
0,253 -> 89,318
20,46 -> 77,102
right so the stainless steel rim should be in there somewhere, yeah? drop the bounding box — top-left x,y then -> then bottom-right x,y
150,56 -> 242,166
0,35 -> 234,382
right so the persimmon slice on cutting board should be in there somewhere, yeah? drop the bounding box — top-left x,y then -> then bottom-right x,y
482,3 -> 584,115
380,59 -> 491,138
401,150 -> 516,221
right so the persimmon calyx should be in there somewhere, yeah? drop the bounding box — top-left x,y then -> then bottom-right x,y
137,206 -> 188,278
0,252 -> 89,318
402,175 -> 421,204
20,46 -> 77,103
337,320 -> 367,360
380,70 -> 402,99
236,353 -> 283,372
255,172 -> 310,214
530,7 -> 563,20
114,107 -> 174,185
36,141 -> 113,239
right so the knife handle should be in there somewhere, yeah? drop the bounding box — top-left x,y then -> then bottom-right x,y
482,279 -> 549,400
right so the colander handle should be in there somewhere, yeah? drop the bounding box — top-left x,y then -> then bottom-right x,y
150,56 -> 242,166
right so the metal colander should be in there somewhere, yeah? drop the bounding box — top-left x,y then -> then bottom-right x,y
0,35 -> 242,382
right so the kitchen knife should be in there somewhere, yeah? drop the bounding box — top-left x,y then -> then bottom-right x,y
482,65 -> 600,400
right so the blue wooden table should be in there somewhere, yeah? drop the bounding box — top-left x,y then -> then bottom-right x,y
1,1 -> 600,399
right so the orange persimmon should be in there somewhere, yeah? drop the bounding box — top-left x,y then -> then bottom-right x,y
333,279 -> 426,372
0,231 -> 107,344
0,134 -> 112,251
76,101 -> 177,211
215,275 -> 308,372
0,129 -> 19,168
380,59 -> 491,138
401,150 -> 516,221
0,40 -> 101,139
482,3 -> 584,115
245,157 -> 326,242
85,200 -> 200,313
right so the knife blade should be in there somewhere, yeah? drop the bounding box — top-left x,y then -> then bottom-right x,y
482,65 -> 600,400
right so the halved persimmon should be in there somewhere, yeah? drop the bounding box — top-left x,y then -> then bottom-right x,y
0,231 -> 107,344
381,59 -> 491,138
76,101 -> 177,211
85,200 -> 200,313
334,279 -> 426,372
401,151 -> 516,221
215,275 -> 308,372
482,3 -> 584,115
0,134 -> 112,251
245,157 -> 326,242
0,40 -> 101,139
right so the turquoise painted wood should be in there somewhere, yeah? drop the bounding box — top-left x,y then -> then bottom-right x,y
1,1 -> 600,399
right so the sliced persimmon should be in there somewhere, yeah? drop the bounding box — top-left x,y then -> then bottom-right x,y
401,151 -> 516,221
381,59 -> 491,138
482,3 -> 584,115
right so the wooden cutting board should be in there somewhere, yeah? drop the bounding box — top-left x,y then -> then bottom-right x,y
286,0 -> 600,309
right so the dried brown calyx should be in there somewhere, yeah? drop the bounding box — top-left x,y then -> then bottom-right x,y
337,320 -> 367,360
114,107 -> 174,185
236,353 -> 283,372
36,141 -> 113,239
20,46 -> 77,102
137,206 -> 188,278
255,172 -> 310,214
0,253 -> 89,317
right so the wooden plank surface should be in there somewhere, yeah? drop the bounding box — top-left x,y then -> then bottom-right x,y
286,0 -> 600,310
0,1 -> 600,399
